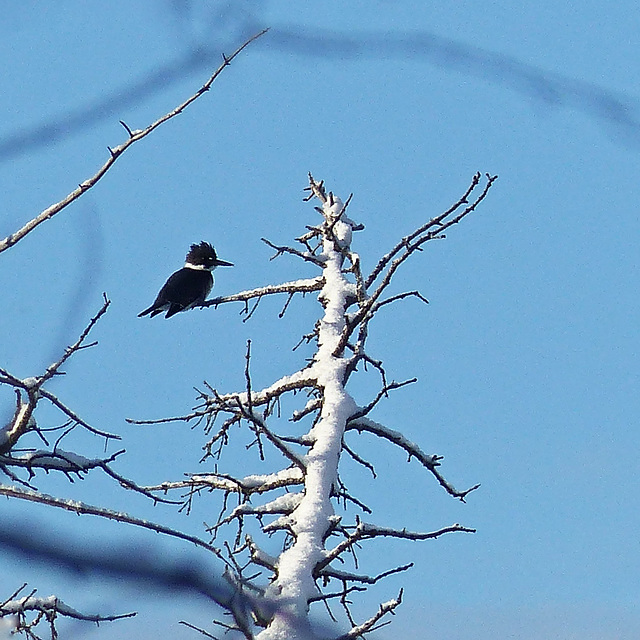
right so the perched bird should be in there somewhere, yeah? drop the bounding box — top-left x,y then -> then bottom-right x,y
138,241 -> 233,319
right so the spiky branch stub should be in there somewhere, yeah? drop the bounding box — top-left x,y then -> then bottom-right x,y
135,172 -> 495,638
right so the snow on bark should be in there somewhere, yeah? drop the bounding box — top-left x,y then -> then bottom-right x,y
129,173 -> 492,637
257,198 -> 358,640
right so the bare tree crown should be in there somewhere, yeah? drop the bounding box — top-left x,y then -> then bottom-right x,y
129,172 -> 495,638
0,26 -> 497,639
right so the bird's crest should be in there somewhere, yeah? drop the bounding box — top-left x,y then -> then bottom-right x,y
186,241 -> 217,267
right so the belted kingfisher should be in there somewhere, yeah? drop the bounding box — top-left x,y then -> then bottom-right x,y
138,241 -> 233,319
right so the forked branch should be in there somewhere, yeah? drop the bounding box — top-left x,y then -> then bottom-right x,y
0,295 -> 118,461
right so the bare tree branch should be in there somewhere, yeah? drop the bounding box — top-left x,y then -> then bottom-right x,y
201,277 -> 324,309
335,173 -> 498,358
0,484 -> 225,560
368,290 -> 430,315
335,589 -> 404,640
319,521 -> 475,573
262,237 -> 326,267
365,172 -> 485,288
0,296 -> 119,461
321,563 -> 413,585
0,29 -> 268,254
40,293 -> 110,384
346,417 -> 481,501
178,620 -> 220,639
349,378 -> 418,421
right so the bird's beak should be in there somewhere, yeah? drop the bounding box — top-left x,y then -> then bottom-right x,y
215,259 -> 234,267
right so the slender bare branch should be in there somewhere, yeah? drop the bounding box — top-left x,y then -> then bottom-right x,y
346,417 -> 481,501
342,440 -> 376,478
38,387 -> 120,440
240,408 -> 307,471
0,296 -> 118,457
349,378 -> 418,421
369,290 -> 430,315
126,410 -> 207,425
335,589 -> 404,640
320,563 -> 413,585
335,173 -> 497,357
308,585 -> 366,603
201,277 -> 324,308
261,237 -> 326,267
0,30 -> 268,254
40,294 -> 110,384
365,172 -> 484,288
178,620 -> 220,639
0,484 -> 225,560
319,521 -> 475,573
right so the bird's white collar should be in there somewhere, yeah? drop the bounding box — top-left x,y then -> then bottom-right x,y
184,262 -> 213,271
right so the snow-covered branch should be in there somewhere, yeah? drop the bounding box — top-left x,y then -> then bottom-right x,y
201,277 -> 324,316
1,584 -> 135,636
133,173 -> 493,638
145,467 -> 305,498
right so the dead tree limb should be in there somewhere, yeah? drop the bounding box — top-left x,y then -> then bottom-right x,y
0,29 -> 268,254
131,174 -> 495,638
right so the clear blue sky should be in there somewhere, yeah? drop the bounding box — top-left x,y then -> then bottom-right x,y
1,2 -> 639,638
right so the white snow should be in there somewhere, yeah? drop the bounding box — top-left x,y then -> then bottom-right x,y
232,492 -> 302,519
9,449 -> 95,471
1,402 -> 35,446
256,195 -> 359,640
20,377 -> 40,389
189,467 -> 304,493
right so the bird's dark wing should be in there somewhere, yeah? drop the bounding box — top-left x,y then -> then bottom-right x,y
139,268 -> 212,318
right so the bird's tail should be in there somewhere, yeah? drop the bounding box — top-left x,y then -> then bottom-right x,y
138,305 -> 158,317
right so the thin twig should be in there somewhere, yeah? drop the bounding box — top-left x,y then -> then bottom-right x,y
0,484 -> 226,561
202,277 -> 324,308
365,172 -> 485,288
261,237 -> 326,267
40,294 -> 110,384
0,29 -> 268,254
347,417 -> 481,501
335,589 -> 404,640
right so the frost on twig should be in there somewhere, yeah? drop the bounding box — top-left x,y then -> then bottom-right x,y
0,584 -> 135,640
133,173 -> 495,638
